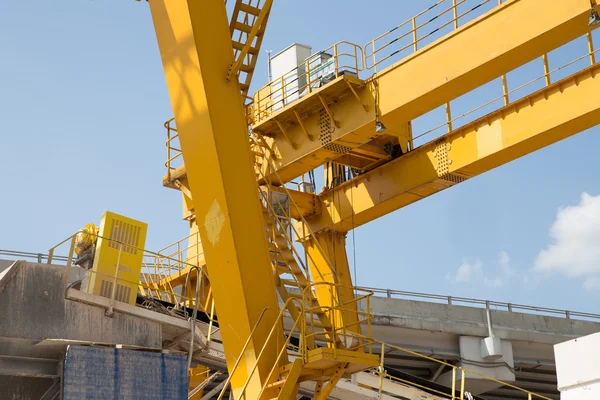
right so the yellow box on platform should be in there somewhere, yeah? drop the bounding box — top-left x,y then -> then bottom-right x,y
87,211 -> 148,305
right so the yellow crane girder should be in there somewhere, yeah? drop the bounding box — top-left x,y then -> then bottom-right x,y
297,62 -> 600,235
253,0 -> 598,184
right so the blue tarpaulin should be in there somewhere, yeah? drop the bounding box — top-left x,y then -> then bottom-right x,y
63,345 -> 188,400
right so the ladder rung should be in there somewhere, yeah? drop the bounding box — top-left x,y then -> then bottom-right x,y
239,63 -> 253,73
239,3 -> 262,16
232,41 -> 259,55
234,22 -> 253,34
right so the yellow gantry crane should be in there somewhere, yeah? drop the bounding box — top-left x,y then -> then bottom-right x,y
138,0 -> 600,398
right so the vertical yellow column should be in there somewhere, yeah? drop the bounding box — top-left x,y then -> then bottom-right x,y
148,0 -> 281,396
305,231 -> 361,344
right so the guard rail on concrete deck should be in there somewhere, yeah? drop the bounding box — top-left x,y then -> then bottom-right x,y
3,248 -> 599,323
360,286 -> 600,322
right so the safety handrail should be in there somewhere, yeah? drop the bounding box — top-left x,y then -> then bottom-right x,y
164,118 -> 182,182
364,0 -> 499,71
217,298 -> 304,400
366,337 -> 552,400
250,135 -> 343,285
361,285 -> 600,321
251,41 -> 363,124
412,43 -> 600,146
49,231 -> 213,314
301,282 -> 374,356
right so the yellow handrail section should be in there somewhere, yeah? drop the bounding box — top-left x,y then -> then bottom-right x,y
250,41 -> 363,124
366,337 -> 552,400
301,282 -> 374,355
217,298 -> 304,400
48,231 -> 213,315
364,0 -> 500,71
164,117 -> 182,182
412,37 -> 599,147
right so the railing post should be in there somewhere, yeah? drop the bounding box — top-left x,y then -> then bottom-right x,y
280,75 -> 285,107
446,102 -> 453,133
386,288 -> 391,298
566,310 -> 571,320
379,343 -> 385,396
166,120 -> 172,181
448,296 -> 453,305
501,74 -> 509,105
451,367 -> 456,399
107,243 -> 123,317
542,54 -> 551,86
460,369 -> 465,400
453,0 -> 458,29
334,44 -> 339,78
305,60 -> 312,93
66,235 -> 76,268
508,303 -> 513,312
587,32 -> 596,66
412,17 -> 418,52
372,41 -> 377,73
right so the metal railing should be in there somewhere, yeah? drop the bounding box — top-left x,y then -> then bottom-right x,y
361,286 -> 600,321
217,299 -> 304,400
412,37 -> 599,147
370,338 -> 551,400
0,249 -> 69,264
47,231 -> 213,315
157,231 -> 204,271
164,118 -> 182,182
251,41 -> 363,124
364,0 -> 500,72
302,282 -> 374,355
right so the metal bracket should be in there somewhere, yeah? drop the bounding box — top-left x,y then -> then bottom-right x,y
345,80 -> 368,112
173,179 -> 193,201
318,95 -> 340,128
275,119 -> 298,149
293,109 -> 315,141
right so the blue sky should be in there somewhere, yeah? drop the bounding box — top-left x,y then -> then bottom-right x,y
1,0 -> 599,313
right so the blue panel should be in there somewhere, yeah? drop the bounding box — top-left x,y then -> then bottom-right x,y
63,346 -> 188,400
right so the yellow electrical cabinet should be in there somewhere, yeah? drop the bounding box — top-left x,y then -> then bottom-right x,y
87,211 -> 148,305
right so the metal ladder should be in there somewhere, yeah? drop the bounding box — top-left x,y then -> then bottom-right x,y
228,0 -> 273,97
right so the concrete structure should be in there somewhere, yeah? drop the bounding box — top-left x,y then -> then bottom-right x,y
555,332 -> 600,399
1,258 -> 599,399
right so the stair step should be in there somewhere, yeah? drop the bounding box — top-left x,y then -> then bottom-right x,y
280,278 -> 307,288
266,378 -> 286,389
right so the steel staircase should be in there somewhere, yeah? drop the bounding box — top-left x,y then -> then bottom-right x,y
228,0 -> 273,97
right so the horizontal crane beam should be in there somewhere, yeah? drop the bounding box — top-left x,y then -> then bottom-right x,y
298,63 -> 600,234
256,0 -> 598,184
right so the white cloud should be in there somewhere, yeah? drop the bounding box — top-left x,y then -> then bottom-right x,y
584,277 -> 600,291
484,251 -> 514,288
448,251 -> 514,287
447,260 -> 482,283
535,193 -> 600,290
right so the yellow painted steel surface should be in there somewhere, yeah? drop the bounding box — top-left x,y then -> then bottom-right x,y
87,211 -> 147,305
255,0 -> 598,184
301,63 -> 600,234
148,0 -> 281,397
305,232 -> 361,341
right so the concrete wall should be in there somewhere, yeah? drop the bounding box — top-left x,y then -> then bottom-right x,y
0,261 -> 161,349
367,297 -> 600,345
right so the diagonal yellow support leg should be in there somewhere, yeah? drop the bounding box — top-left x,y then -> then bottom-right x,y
314,364 -> 347,400
148,0 -> 282,397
